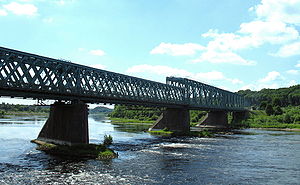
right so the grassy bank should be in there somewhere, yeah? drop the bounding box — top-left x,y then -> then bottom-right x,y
234,107 -> 300,129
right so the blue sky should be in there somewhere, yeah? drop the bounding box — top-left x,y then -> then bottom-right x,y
1,0 -> 300,105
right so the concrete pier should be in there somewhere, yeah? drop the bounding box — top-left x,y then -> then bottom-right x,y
232,111 -> 249,124
149,108 -> 190,133
37,101 -> 89,145
197,111 -> 228,128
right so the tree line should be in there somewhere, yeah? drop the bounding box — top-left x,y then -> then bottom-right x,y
238,84 -> 300,107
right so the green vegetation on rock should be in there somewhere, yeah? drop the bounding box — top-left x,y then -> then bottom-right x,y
32,135 -> 118,160
148,128 -> 173,136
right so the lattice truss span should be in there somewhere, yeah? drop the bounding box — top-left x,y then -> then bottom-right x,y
0,47 -> 247,110
166,77 -> 248,111
0,47 -> 185,106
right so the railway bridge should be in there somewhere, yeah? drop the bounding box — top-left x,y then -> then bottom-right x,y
0,47 -> 249,145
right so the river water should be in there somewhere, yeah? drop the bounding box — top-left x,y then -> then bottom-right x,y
0,115 -> 299,185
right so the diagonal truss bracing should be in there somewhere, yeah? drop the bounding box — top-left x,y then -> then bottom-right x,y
166,77 -> 248,111
0,47 -> 247,110
0,47 -> 186,107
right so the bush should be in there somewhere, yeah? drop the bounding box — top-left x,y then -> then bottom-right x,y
274,106 -> 283,115
259,101 -> 268,110
103,135 -> 113,146
272,97 -> 282,107
283,114 -> 293,123
265,104 -> 274,116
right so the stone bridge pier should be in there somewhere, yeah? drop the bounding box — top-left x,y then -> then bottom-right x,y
197,110 -> 249,128
149,108 -> 190,134
197,111 -> 229,128
37,101 -> 89,145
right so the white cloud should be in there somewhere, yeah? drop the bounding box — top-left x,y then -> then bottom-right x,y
126,64 -> 242,85
150,42 -> 205,56
126,64 -> 192,77
202,29 -> 259,51
239,83 -> 280,91
3,2 -> 37,16
89,64 -> 106,70
254,0 -> 300,25
295,61 -> 300,67
0,9 -> 7,16
55,0 -> 75,6
193,50 -> 256,65
273,42 -> 300,57
239,21 -> 299,45
259,71 -> 282,83
89,49 -> 105,56
286,69 -> 299,75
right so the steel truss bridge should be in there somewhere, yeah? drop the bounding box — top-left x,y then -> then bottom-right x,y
0,46 -> 248,111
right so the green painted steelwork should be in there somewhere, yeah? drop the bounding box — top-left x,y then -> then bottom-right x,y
0,46 -> 247,111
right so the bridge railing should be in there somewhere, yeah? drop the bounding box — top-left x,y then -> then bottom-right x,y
167,77 -> 248,111
0,47 -> 186,106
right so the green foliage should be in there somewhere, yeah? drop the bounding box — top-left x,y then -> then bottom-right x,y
0,103 -> 49,114
237,106 -> 300,129
148,129 -> 173,136
238,85 -> 300,107
190,110 -> 206,123
89,106 -> 113,114
103,134 -> 113,146
259,101 -> 268,110
265,104 -> 274,116
274,106 -> 283,115
109,105 -> 162,121
0,110 -> 5,117
272,98 -> 282,107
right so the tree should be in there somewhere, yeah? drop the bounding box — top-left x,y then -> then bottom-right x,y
272,97 -> 281,107
265,104 -> 274,116
259,101 -> 268,110
274,106 -> 283,115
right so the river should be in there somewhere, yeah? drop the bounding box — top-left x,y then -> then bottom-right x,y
0,115 -> 299,185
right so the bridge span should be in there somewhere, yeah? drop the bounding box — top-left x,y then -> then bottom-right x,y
0,47 -> 249,145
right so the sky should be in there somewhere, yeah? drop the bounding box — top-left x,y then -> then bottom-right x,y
0,0 -> 300,106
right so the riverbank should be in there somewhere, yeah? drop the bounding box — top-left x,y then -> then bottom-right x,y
234,108 -> 300,129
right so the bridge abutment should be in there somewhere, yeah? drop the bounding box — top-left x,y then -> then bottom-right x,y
37,101 -> 89,145
149,108 -> 190,133
197,111 -> 228,128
